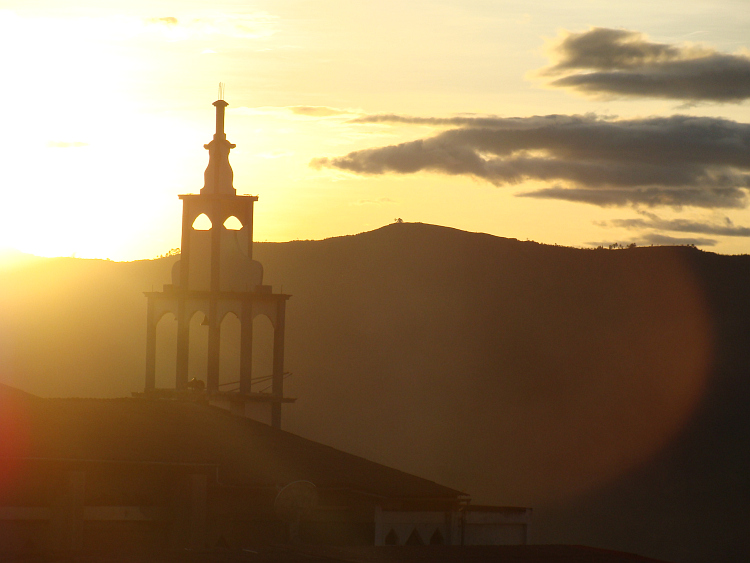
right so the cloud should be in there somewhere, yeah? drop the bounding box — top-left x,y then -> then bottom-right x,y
47,141 -> 88,148
588,234 -> 718,247
143,13 -> 276,40
520,186 -> 746,209
290,106 -> 351,118
638,233 -> 718,246
348,113 -> 599,128
254,150 -> 294,159
600,210 -> 750,237
231,105 -> 352,119
145,17 -> 178,26
351,197 -> 396,206
311,114 -> 750,209
539,27 -> 750,102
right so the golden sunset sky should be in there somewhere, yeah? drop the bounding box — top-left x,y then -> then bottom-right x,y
2,0 -> 750,260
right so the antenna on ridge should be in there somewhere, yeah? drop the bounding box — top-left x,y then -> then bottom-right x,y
218,82 -> 225,101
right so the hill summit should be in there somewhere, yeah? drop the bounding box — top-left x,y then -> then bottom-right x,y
2,222 -> 750,562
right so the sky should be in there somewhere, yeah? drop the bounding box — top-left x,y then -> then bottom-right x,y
1,0 -> 750,260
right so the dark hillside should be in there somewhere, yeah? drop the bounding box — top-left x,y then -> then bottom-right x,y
259,224 -> 712,500
536,249 -> 750,563
2,223 -> 750,562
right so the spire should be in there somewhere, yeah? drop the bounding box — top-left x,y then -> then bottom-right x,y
201,94 -> 236,195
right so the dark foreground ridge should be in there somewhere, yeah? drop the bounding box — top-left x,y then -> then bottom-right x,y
0,545 -> 672,563
2,222 -> 750,562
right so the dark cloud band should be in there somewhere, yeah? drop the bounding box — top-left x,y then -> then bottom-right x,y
311,114 -> 750,209
589,234 -> 718,247
602,211 -> 750,237
540,27 -> 750,102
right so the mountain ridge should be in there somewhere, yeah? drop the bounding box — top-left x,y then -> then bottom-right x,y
1,222 -> 749,562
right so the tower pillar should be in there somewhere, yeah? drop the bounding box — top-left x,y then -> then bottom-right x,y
176,299 -> 190,390
239,304 -> 254,395
271,299 -> 287,429
145,299 -> 156,391
207,300 -> 221,393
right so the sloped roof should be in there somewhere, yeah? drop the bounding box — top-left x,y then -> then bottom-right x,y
0,385 -> 463,500
295,545 -> 674,563
0,544 -> 674,563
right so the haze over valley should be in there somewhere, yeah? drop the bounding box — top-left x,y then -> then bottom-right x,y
3,222 -> 749,562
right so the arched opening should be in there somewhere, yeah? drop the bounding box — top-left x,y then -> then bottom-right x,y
188,311 -> 209,384
155,312 -> 177,389
223,215 -> 243,230
384,529 -> 399,546
429,528 -> 444,545
219,312 -> 241,391
252,315 -> 275,392
405,529 -> 423,546
192,213 -> 212,230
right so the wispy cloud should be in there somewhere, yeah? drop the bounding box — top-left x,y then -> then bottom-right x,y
348,113 -> 598,128
588,234 -> 718,247
289,106 -> 352,118
143,13 -> 276,40
638,233 -> 717,246
231,105 -> 353,119
254,150 -> 294,159
351,197 -> 396,206
312,113 -> 750,209
47,141 -> 88,148
598,210 -> 750,237
145,17 -> 178,27
538,27 -> 750,102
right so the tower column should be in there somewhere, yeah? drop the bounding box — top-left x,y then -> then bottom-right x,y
207,299 -> 220,393
176,299 -> 189,390
271,299 -> 287,429
207,199 -> 221,394
246,200 -> 255,259
145,297 -> 156,391
210,200 -> 222,292
239,304 -> 254,394
179,202 -> 192,290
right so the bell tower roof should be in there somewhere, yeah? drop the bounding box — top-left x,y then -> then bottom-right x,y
201,98 -> 236,195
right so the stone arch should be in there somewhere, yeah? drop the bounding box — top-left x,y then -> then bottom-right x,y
429,528 -> 444,545
384,529 -> 399,545
192,213 -> 212,230
155,311 -> 177,389
223,215 -> 243,230
405,528 -> 423,546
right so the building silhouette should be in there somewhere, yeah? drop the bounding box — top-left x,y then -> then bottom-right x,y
0,97 -> 550,557
143,97 -> 291,428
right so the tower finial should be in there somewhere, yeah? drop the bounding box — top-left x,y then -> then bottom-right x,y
202,94 -> 235,195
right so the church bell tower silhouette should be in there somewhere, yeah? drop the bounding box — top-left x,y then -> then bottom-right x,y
144,94 -> 291,428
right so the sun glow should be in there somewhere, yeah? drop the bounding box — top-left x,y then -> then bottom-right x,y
0,11 -> 213,261
2,2 -> 749,262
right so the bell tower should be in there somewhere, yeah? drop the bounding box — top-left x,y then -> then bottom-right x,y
144,95 -> 292,428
